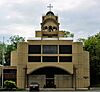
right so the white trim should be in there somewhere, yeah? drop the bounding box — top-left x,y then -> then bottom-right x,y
27,37 -> 73,41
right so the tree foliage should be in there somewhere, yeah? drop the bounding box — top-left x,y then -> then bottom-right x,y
8,35 -> 25,49
79,32 -> 100,86
0,42 -> 3,64
0,42 -> 6,64
5,35 -> 25,65
64,31 -> 74,38
0,35 -> 25,65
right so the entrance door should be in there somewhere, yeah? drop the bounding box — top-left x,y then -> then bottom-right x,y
46,74 -> 55,88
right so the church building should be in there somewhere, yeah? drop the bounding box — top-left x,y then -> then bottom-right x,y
11,8 -> 90,89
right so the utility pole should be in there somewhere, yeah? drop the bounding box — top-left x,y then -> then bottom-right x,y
2,36 -> 5,88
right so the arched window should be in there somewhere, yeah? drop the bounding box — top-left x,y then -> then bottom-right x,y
45,26 -> 48,29
53,26 -> 57,31
48,26 -> 53,32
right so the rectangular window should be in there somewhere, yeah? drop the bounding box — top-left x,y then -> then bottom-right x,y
43,45 -> 58,54
28,56 -> 41,62
59,56 -> 72,62
3,69 -> 16,74
59,45 -> 72,54
43,56 -> 58,62
28,45 -> 41,54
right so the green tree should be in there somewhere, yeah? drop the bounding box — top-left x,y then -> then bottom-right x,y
8,35 -> 25,50
63,31 -> 74,38
5,35 -> 25,65
0,42 -> 3,64
79,32 -> 100,86
0,42 -> 6,65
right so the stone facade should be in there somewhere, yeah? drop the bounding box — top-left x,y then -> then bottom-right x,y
11,11 -> 90,89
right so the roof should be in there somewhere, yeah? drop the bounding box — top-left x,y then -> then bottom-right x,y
0,66 -> 17,69
27,37 -> 73,41
46,11 -> 54,16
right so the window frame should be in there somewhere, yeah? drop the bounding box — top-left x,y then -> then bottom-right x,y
28,45 -> 41,54
59,45 -> 72,54
43,45 -> 58,54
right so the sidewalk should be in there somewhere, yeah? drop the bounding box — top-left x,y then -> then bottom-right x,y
40,88 -> 89,91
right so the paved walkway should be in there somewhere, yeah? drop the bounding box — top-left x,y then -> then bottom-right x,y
40,88 -> 89,91
26,87 -> 100,91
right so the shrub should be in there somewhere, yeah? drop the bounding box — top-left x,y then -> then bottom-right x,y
4,80 -> 17,89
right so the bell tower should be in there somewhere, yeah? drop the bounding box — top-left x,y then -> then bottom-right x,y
41,11 -> 59,32
40,4 -> 59,38
35,4 -> 65,38
41,11 -> 60,38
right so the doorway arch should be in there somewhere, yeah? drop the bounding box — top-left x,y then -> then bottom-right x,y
28,66 -> 73,88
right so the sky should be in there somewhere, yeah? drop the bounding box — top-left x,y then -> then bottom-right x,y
0,0 -> 100,42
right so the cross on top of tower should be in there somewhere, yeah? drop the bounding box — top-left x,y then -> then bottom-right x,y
47,4 -> 53,11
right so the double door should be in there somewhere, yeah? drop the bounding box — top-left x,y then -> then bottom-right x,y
46,74 -> 55,88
